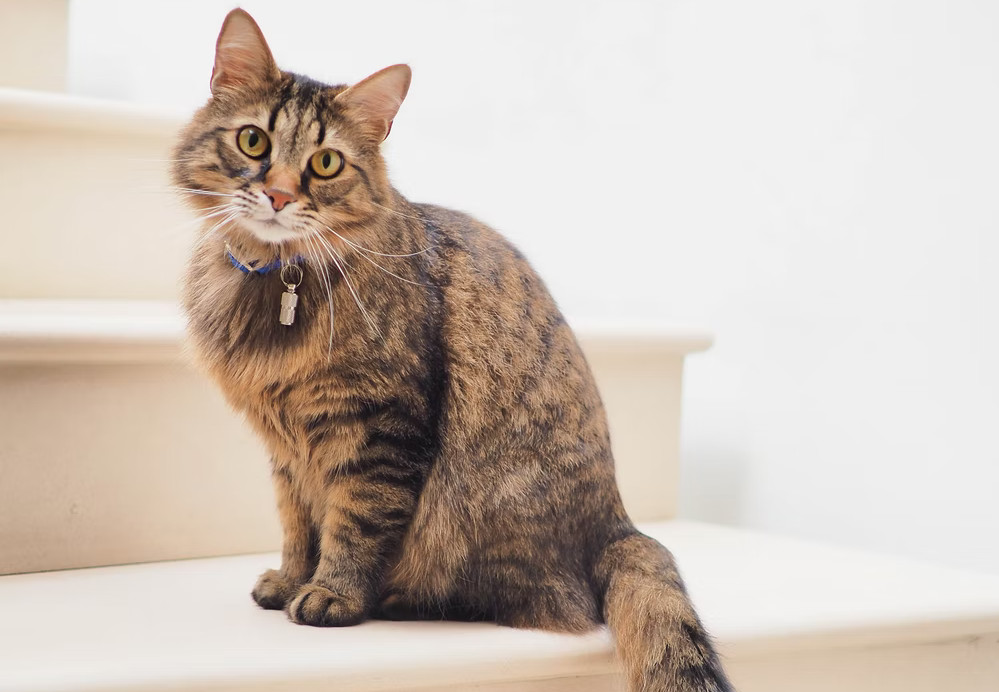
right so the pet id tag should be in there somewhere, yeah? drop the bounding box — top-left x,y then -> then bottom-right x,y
279,264 -> 303,326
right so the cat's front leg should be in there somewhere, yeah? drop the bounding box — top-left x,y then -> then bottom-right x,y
252,465 -> 315,610
286,461 -> 420,627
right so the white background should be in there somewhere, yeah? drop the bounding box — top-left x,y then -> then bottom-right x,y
68,0 -> 999,574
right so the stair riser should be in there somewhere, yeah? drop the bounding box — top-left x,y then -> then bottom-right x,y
0,1 -> 68,91
1,130 -> 190,300
0,341 -> 687,574
1,95 -> 189,300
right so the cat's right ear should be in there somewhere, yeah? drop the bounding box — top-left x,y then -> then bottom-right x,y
210,9 -> 280,95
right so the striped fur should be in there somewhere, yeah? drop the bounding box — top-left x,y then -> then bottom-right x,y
173,9 -> 733,691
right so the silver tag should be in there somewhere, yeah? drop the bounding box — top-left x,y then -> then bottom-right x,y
278,264 -> 303,326
279,288 -> 298,326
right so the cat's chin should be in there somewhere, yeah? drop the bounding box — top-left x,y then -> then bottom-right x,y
237,218 -> 302,245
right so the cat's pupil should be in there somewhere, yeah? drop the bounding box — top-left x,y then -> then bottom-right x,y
248,132 -> 259,147
322,153 -> 331,168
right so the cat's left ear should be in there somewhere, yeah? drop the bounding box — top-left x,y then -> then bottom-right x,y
210,9 -> 281,95
335,65 -> 412,142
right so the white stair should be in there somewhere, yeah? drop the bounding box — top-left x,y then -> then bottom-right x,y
1,521 -> 997,692
0,300 -> 709,574
0,87 -> 189,301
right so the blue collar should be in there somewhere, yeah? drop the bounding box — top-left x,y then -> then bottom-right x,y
225,243 -> 301,275
227,250 -> 283,274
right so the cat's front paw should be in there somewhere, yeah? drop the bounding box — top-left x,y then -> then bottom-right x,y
286,583 -> 366,627
251,569 -> 299,610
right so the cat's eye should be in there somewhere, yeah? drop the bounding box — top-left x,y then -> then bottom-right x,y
310,149 -> 345,179
236,126 -> 269,159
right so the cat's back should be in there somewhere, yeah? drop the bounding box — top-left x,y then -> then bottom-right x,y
415,202 -> 562,331
412,201 -> 610,458
415,203 -> 532,289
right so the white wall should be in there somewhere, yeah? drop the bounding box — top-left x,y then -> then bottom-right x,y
67,1 -> 999,574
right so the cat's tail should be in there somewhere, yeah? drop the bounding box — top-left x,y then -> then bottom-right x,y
593,531 -> 734,692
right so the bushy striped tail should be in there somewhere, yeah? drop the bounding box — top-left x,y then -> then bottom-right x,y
594,532 -> 734,692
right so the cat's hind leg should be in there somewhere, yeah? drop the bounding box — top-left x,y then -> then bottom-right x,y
490,574 -> 602,634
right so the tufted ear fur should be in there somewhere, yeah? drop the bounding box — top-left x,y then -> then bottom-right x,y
335,64 -> 412,142
210,8 -> 281,94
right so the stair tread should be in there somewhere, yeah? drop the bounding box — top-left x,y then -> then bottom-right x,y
0,299 -> 713,363
0,87 -> 183,137
2,521 -> 998,691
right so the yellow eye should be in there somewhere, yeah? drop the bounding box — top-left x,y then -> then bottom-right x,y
236,126 -> 269,159
310,149 -> 345,178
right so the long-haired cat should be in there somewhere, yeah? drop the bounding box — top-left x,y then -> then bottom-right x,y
173,9 -> 732,692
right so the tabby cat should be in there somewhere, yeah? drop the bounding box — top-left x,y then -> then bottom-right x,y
173,9 -> 732,692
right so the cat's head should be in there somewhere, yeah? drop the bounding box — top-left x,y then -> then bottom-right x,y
172,9 -> 410,249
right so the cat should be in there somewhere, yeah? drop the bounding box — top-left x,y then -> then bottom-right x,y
172,9 -> 732,692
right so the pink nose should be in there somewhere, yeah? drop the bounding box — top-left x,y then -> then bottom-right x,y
264,187 -> 296,211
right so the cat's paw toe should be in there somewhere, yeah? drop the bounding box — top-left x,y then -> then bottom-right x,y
286,583 -> 365,627
251,569 -> 297,610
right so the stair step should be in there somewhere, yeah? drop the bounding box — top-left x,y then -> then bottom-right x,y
1,521 -> 996,692
0,88 -> 188,301
0,300 -> 710,574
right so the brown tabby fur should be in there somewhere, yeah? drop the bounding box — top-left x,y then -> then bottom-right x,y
172,9 -> 732,691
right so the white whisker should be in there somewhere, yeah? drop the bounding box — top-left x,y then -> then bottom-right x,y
198,204 -> 244,220
202,210 -> 242,240
322,224 -> 433,287
169,187 -> 240,198
155,207 -> 238,239
311,230 -> 381,338
303,211 -> 434,258
129,157 -> 200,164
330,222 -> 433,259
369,201 -> 428,223
300,229 -> 336,356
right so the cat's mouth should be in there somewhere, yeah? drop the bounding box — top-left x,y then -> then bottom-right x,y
239,216 -> 301,244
